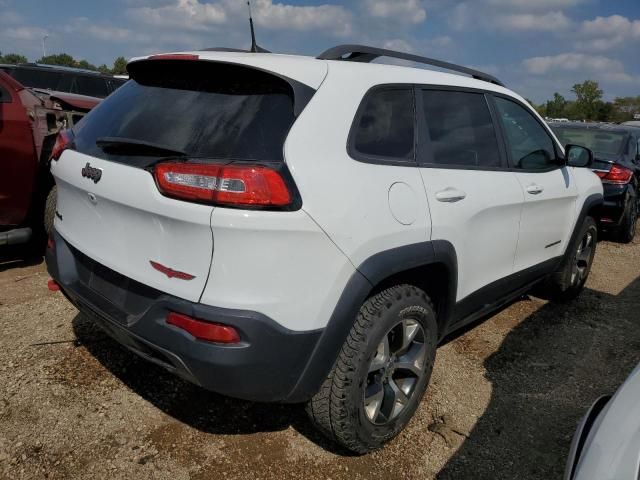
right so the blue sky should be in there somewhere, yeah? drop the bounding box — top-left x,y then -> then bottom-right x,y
1,0 -> 638,103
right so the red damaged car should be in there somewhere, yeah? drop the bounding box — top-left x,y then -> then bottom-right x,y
0,71 -> 100,247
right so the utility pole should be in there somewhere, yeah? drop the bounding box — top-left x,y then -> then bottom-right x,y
42,35 -> 49,58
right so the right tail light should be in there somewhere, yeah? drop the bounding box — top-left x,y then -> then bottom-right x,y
595,164 -> 633,185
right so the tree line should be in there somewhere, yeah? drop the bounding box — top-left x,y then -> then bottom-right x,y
531,80 -> 639,123
0,51 -> 128,75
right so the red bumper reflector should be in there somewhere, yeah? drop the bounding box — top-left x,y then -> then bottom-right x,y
47,279 -> 60,292
166,312 -> 241,344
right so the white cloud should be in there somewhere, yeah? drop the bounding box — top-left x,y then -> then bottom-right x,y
577,15 -> 640,51
495,11 -> 570,31
486,0 -> 584,10
523,53 -> 623,75
127,0 -> 227,31
362,0 -> 427,24
2,25 -> 48,41
126,0 -> 352,36
521,52 -> 640,86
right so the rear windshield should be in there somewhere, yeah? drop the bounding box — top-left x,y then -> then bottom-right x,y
73,60 -> 303,165
552,127 -> 626,156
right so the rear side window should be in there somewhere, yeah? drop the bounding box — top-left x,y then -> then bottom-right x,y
421,90 -> 501,168
351,88 -> 415,162
74,76 -> 110,98
73,61 -> 306,165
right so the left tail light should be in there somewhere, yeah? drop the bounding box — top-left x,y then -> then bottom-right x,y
595,165 -> 633,184
153,162 -> 293,208
50,130 -> 74,161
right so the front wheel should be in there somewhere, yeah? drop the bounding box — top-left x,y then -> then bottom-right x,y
306,285 -> 438,453
546,216 -> 597,302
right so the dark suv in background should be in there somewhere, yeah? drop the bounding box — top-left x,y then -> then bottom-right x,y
550,122 -> 640,242
0,63 -> 126,99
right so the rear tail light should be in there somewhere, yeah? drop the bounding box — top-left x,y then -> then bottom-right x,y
154,162 -> 292,207
50,130 -> 74,161
166,312 -> 240,344
595,165 -> 633,184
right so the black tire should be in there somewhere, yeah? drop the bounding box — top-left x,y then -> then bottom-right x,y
546,216 -> 597,302
44,185 -> 57,236
615,195 -> 637,244
306,284 -> 438,454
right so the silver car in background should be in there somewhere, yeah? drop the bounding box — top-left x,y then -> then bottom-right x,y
565,362 -> 640,479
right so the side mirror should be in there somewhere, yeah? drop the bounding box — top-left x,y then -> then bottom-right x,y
565,144 -> 593,168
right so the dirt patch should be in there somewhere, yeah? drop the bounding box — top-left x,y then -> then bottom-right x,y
1,233 -> 639,479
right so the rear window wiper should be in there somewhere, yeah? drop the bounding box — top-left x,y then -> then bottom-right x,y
96,137 -> 187,157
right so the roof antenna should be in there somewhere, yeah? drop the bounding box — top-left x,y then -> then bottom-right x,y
247,1 -> 269,53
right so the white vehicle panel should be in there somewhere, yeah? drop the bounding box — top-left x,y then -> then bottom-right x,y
573,362 -> 640,480
420,169 -> 523,300
201,208 -> 356,331
52,150 -> 214,303
129,51 -> 328,89
284,64 -> 432,271
513,167 -> 578,270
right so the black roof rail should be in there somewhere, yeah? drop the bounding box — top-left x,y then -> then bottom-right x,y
317,44 -> 504,87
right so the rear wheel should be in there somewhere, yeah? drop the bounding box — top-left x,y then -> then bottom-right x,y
615,195 -> 637,244
44,185 -> 57,236
546,216 -> 597,302
306,285 -> 438,453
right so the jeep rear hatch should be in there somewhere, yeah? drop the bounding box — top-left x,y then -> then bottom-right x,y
51,56 -> 322,302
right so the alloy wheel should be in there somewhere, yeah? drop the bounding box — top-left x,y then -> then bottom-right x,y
364,318 -> 427,425
570,230 -> 594,286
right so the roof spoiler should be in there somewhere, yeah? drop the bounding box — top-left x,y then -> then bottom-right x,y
317,44 -> 504,87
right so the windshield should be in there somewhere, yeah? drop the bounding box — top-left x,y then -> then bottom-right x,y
73,60 -> 303,166
552,127 -> 626,156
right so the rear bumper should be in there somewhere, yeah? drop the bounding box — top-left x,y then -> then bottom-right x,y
45,229 -> 322,402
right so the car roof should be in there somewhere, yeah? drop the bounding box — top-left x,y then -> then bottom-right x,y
548,121 -> 636,135
129,50 -> 521,100
0,63 -> 115,77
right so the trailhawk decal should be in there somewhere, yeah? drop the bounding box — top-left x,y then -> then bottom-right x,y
149,260 -> 196,280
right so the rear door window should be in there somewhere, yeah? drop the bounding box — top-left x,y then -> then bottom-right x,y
351,87 -> 415,162
73,61 -> 306,166
420,90 -> 502,168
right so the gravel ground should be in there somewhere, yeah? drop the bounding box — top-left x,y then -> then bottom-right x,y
0,232 -> 639,480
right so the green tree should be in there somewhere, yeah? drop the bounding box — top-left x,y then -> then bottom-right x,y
571,80 -> 603,120
545,93 -> 568,118
97,64 -> 111,74
0,52 -> 28,64
37,53 -> 76,67
112,56 -> 128,75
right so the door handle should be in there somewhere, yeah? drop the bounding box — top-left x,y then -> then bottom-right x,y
435,188 -> 467,203
526,184 -> 544,195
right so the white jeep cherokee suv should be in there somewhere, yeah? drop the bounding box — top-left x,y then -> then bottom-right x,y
45,45 -> 603,453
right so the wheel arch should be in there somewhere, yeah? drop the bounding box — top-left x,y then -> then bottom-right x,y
285,240 -> 458,403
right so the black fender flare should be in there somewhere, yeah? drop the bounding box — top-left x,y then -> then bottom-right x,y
285,240 -> 458,403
